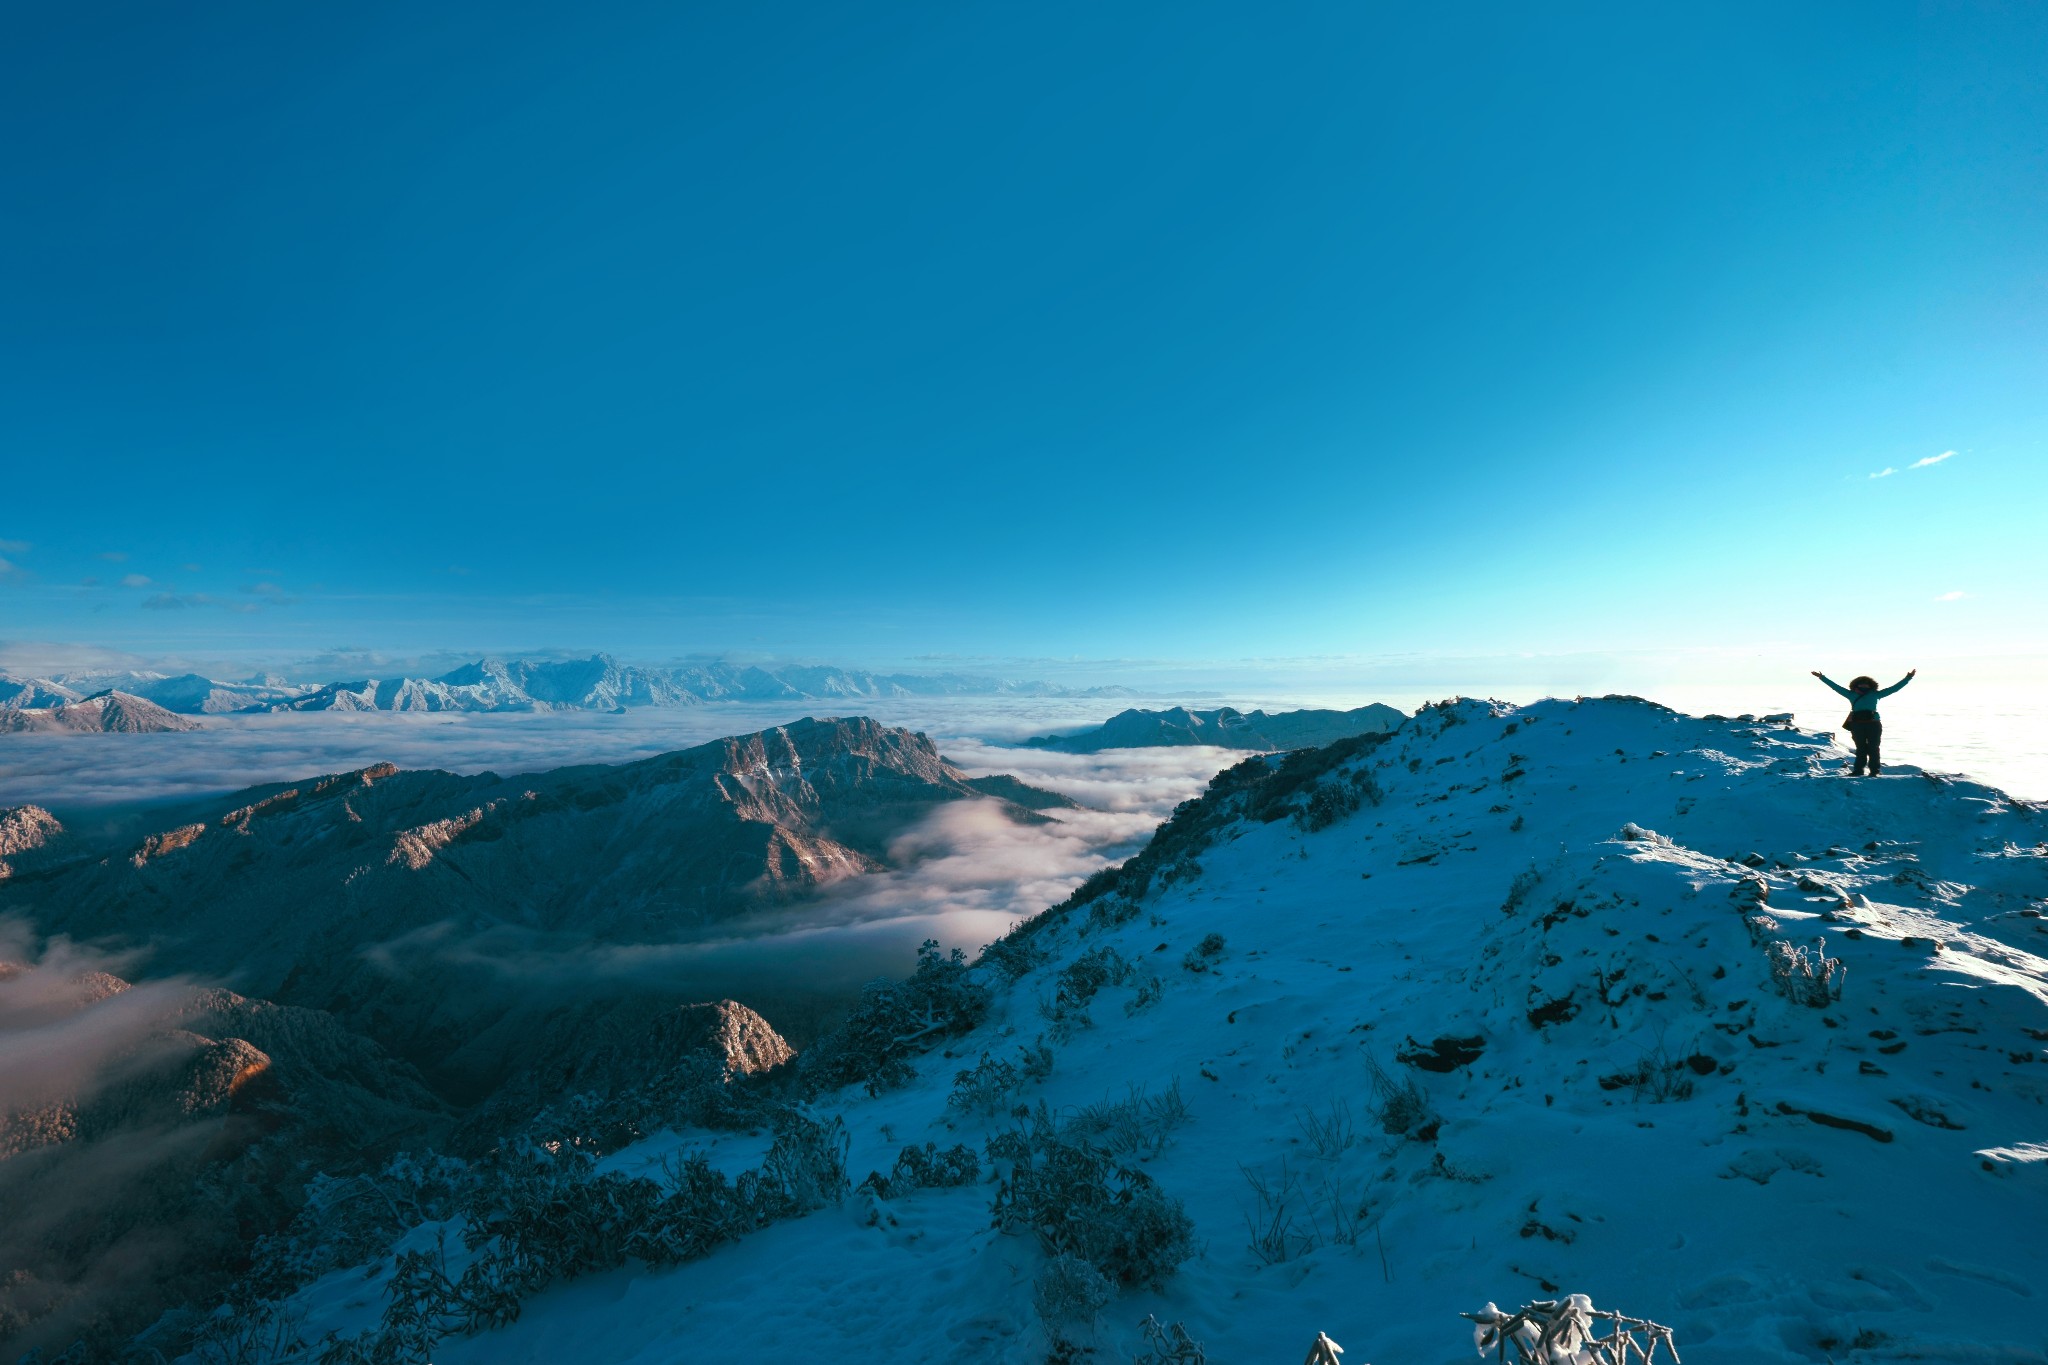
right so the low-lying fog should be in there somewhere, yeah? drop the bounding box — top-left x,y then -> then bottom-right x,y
0,697 -> 1296,1043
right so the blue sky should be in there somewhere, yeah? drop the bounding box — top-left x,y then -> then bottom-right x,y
2,2 -> 2043,686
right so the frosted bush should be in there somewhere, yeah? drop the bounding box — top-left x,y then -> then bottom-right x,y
1032,1252 -> 1112,1349
858,1142 -> 981,1198
1465,1294 -> 1678,1365
1500,866 -> 1542,914
1366,1055 -> 1436,1138
1767,937 -> 1846,1006
801,939 -> 991,1094
990,1106 -> 1196,1289
1135,1314 -> 1207,1365
1182,932 -> 1227,973
1066,1080 -> 1189,1159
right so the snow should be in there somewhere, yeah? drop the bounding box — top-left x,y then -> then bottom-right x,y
248,697 -> 2048,1364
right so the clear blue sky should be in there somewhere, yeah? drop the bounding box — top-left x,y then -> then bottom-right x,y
3,2 -> 2043,683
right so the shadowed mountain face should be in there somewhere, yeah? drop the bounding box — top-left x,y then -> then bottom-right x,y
1026,702 -> 1406,753
1,717 -> 1062,1095
0,962 -> 449,1358
0,692 -> 200,735
0,950 -> 792,1358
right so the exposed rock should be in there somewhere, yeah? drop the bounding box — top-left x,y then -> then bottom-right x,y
0,805 -> 63,878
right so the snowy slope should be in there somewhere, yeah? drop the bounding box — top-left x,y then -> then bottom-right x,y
226,698 -> 2048,1364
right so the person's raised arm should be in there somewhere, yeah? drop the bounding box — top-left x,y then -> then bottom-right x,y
1812,671 -> 1854,699
1877,668 -> 1917,698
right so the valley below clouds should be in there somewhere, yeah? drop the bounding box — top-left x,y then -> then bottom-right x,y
0,698 -> 1253,1044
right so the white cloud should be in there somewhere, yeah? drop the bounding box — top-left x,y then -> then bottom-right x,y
0,540 -> 28,554
1867,467 -> 1897,479
1910,450 -> 1958,470
118,574 -> 151,589
1934,590 -> 1968,602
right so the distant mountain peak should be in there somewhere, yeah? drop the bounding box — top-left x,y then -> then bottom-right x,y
0,690 -> 201,735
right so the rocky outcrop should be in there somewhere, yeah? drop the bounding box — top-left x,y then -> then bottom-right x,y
0,805 -> 62,879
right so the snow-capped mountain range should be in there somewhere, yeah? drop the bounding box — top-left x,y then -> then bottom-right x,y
0,656 -> 1134,716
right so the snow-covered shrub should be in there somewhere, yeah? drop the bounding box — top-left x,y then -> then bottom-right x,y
1085,894 -> 1141,933
1057,945 -> 1136,1004
321,1114 -> 851,1362
949,1041 -> 1054,1116
517,1053 -> 774,1159
244,1154 -> 470,1300
1500,866 -> 1542,914
1181,932 -> 1227,973
1032,1252 -> 1112,1352
990,1107 -> 1196,1289
858,1142 -> 981,1198
801,940 -> 991,1094
1464,1294 -> 1677,1365
754,1111 -> 853,1218
1296,1099 -> 1357,1158
1366,1055 -> 1437,1138
1596,1038 -> 1697,1103
1241,737 -> 1386,828
1767,937 -> 1846,1007
978,930 -> 1051,981
1066,1081 -> 1189,1159
1134,1314 -> 1207,1365
1239,1160 -> 1369,1264
1296,780 -> 1358,831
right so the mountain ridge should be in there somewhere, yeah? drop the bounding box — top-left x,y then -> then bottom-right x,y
1,716 -> 1074,1096
0,656 -> 1136,716
1025,701 -> 1406,753
0,691 -> 202,735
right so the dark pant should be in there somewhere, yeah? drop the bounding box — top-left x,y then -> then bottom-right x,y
1847,718 -> 1882,774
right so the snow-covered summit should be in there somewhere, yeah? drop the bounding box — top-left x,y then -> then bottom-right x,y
247,695 -> 2046,1365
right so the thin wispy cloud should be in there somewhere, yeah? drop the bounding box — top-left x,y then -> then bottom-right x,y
1934,590 -> 1968,602
1870,449 -> 1958,479
118,574 -> 151,589
141,593 -> 261,614
0,540 -> 29,554
96,552 -> 127,563
0,558 -> 21,581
